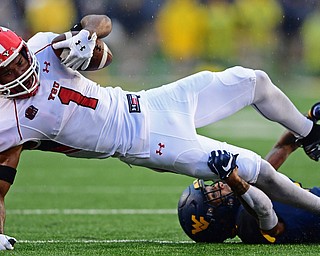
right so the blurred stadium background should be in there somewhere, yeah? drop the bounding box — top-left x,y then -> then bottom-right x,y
1,0 -> 320,88
2,2 -> 320,253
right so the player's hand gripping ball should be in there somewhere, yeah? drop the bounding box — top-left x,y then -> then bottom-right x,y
51,31 -> 113,71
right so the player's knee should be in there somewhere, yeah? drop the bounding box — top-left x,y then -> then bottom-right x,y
253,70 -> 275,102
254,70 -> 270,84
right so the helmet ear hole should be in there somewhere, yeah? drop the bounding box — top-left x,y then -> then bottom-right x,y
177,180 -> 240,243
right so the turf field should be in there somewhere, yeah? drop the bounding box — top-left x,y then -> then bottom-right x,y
5,74 -> 320,255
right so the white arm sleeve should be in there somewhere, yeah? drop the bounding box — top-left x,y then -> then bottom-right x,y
240,185 -> 278,231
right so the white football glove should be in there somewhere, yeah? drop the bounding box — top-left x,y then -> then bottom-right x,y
52,29 -> 97,70
0,234 -> 16,250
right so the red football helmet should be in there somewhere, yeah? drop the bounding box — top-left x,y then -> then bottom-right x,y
0,27 -> 40,98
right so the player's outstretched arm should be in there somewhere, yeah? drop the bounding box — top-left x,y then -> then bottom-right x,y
265,131 -> 299,170
225,169 -> 284,240
265,102 -> 320,170
0,145 -> 22,250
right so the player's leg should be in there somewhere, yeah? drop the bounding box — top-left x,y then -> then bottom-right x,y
192,66 -> 313,137
252,70 -> 313,137
192,66 -> 258,127
191,66 -> 316,140
192,66 -> 320,160
120,129 -> 218,180
255,159 -> 320,214
144,66 -> 311,137
252,70 -> 320,160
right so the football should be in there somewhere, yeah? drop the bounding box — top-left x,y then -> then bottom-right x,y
51,31 -> 113,71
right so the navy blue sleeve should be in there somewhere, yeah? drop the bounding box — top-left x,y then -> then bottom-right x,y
236,206 -> 269,244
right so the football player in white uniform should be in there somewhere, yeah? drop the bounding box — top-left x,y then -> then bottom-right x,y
0,14 -> 320,250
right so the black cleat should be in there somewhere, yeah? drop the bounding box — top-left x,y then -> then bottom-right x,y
300,123 -> 320,161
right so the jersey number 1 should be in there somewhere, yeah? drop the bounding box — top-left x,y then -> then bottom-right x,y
58,87 -> 98,110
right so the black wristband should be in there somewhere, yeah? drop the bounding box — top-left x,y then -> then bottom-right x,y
71,23 -> 83,32
0,165 -> 17,184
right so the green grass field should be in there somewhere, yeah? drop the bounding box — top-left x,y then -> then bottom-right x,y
4,74 -> 320,255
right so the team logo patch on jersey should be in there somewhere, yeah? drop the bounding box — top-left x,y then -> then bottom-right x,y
25,105 -> 38,120
126,94 -> 141,113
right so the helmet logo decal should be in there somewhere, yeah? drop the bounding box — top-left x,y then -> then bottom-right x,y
156,142 -> 165,155
2,50 -> 9,57
191,215 -> 209,234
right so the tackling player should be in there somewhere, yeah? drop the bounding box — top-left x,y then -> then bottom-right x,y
178,116 -> 320,244
178,176 -> 320,244
0,14 -> 320,250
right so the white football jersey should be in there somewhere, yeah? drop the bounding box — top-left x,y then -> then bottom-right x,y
0,32 -> 149,158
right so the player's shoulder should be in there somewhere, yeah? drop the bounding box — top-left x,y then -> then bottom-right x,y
27,32 -> 59,53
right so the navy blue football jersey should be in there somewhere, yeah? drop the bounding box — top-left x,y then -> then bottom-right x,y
236,187 -> 320,244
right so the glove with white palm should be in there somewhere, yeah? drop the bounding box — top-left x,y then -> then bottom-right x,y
207,150 -> 239,180
0,234 -> 16,250
52,29 -> 97,70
